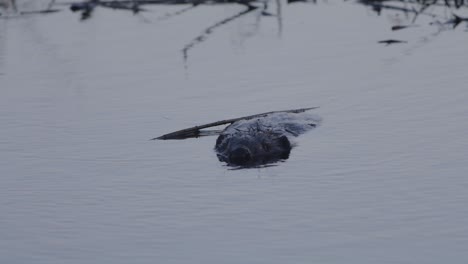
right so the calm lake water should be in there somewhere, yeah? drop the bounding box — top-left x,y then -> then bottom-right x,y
1,1 -> 468,263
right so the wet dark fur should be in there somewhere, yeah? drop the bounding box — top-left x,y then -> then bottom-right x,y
215,126 -> 292,166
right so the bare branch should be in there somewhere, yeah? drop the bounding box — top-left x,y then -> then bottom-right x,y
153,107 -> 319,140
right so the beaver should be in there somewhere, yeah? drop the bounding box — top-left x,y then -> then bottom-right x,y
214,112 -> 320,166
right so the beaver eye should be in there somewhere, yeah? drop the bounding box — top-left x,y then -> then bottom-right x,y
262,142 -> 271,152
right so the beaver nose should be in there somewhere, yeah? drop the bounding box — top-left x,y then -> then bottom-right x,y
229,147 -> 252,165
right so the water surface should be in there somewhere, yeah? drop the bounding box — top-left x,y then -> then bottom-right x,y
1,1 -> 468,263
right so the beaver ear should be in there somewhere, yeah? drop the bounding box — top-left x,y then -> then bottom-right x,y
215,135 -> 226,146
278,135 -> 291,149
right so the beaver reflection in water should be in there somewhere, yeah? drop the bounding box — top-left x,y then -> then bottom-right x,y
214,112 -> 320,167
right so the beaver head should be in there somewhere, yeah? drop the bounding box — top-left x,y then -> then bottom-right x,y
215,131 -> 291,166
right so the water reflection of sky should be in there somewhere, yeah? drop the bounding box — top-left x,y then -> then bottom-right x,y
0,21 -> 5,75
1,1 -> 468,264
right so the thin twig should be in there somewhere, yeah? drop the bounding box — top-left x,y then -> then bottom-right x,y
182,4 -> 258,64
157,3 -> 199,21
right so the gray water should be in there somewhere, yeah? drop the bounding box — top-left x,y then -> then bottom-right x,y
1,1 -> 468,263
